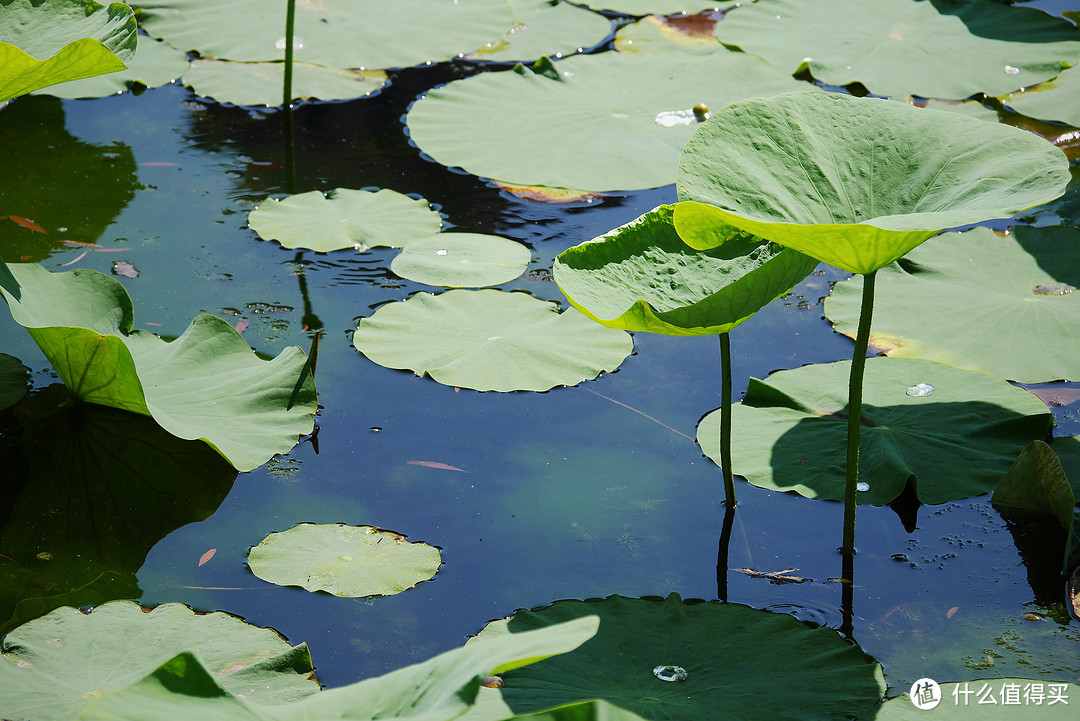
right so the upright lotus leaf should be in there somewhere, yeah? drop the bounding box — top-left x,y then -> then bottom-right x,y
0,0 -> 137,101
78,616 -> 600,721
510,700 -> 650,721
0,353 -> 29,410
872,679 -> 1080,719
470,0 -> 612,63
0,392 -> 237,635
714,0 -> 1080,99
138,0 -> 512,69
247,523 -> 441,598
391,233 -> 532,288
826,226 -> 1080,383
34,36 -> 189,99
353,290 -> 633,392
406,50 -> 813,192
552,204 -> 818,336
1002,66 -> 1080,127
0,262 -> 317,471
459,594 -> 885,721
183,59 -> 388,107
675,91 -> 1071,274
697,357 -> 1052,506
248,188 -> 442,252
0,601 -> 319,721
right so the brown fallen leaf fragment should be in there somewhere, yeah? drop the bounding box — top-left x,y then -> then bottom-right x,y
946,606 -> 959,619
407,460 -> 467,472
198,548 -> 217,567
735,567 -> 810,584
112,261 -> 139,278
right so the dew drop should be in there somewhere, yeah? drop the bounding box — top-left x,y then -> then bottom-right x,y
653,665 -> 688,682
275,36 -> 304,50
906,383 -> 935,397
856,482 -> 870,492
436,248 -> 448,256
1004,65 -> 1020,75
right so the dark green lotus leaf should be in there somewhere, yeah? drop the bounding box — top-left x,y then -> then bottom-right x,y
825,227 -> 1080,383
462,594 -> 885,721
470,0 -> 612,63
0,96 -> 137,260
0,353 -> 28,410
353,290 -> 633,392
511,700 -> 650,721
0,0 -> 137,101
183,58 -> 388,107
407,50 -> 813,192
0,262 -> 317,471
247,523 -> 441,597
78,616 -> 600,721
34,36 -> 188,99
248,188 -> 442,252
552,204 -> 817,336
0,600 -> 318,721
676,92 -> 1070,274
1002,65 -> 1080,128
0,390 -> 236,635
697,357 -> 1051,505
871,679 -> 1080,719
714,0 -> 1080,99
138,0 -> 512,69
391,233 -> 531,288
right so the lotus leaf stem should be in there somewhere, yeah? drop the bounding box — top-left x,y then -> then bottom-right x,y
841,270 -> 877,557
283,0 -> 296,109
719,332 -> 735,507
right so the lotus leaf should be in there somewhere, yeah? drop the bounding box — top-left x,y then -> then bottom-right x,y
77,616 -> 600,721
511,700 -> 649,721
247,523 -> 441,597
248,188 -> 442,252
1002,65 -> 1080,128
406,50 -> 812,192
0,0 -> 137,102
614,14 -> 725,55
182,58 -> 388,107
34,36 -> 189,99
460,594 -> 885,721
470,0 -> 612,63
582,1 -> 717,14
872,679 -> 1080,719
353,290 -> 632,392
825,227 -> 1080,383
697,357 -> 1052,505
0,393 -> 236,635
553,204 -> 818,336
0,261 -> 317,471
391,233 -> 531,288
714,0 -> 1080,99
676,92 -> 1070,274
138,0 -> 513,69
0,600 -> 318,721
0,353 -> 28,410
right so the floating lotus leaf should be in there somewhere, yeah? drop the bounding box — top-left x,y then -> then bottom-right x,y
182,58 -> 387,107
581,1 -> 717,14
0,353 -> 28,410
825,227 -> 1080,383
247,523 -> 441,598
249,188 -> 442,252
1002,65 -> 1080,127
0,0 -> 137,102
462,594 -> 885,721
0,393 -> 237,636
0,261 -> 317,472
391,233 -> 531,288
676,91 -> 1070,274
614,13 -> 725,55
470,0 -> 612,63
353,290 -> 633,392
78,616 -> 600,721
697,357 -> 1051,505
873,679 -> 1080,719
34,36 -> 188,99
714,0 -> 1080,99
138,0 -> 512,69
0,601 -> 318,721
510,700 -> 649,721
406,50 -> 813,192
553,204 -> 818,336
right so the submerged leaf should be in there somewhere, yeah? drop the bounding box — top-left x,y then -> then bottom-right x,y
0,353 -> 29,410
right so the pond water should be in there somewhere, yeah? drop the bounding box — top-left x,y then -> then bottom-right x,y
2,4 -> 1079,706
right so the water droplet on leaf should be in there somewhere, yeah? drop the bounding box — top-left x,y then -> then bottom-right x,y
906,383 -> 935,397
1004,65 -> 1020,75
653,665 -> 688,682
436,249 -> 448,256
856,482 -> 870,492
1033,283 -> 1075,295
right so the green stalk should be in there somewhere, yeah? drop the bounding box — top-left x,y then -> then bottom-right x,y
719,332 -> 735,507
841,270 -> 877,557
283,0 -> 296,109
